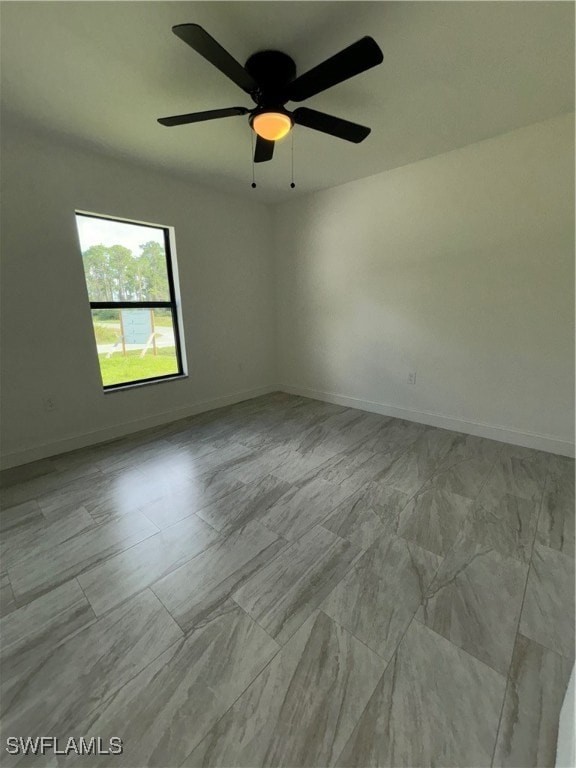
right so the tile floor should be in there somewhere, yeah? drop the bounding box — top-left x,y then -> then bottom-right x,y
0,392 -> 573,767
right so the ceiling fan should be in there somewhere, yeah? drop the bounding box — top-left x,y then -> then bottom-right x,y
158,24 -> 384,162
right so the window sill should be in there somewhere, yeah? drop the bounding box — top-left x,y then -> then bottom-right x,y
103,374 -> 188,393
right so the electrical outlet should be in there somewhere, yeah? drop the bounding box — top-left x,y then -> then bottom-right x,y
407,372 -> 417,385
43,397 -> 56,411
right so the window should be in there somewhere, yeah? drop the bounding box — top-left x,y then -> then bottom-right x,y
75,212 -> 185,390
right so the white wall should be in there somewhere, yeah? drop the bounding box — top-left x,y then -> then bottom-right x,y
274,113 -> 575,455
0,124 -> 276,468
2,113 -> 573,467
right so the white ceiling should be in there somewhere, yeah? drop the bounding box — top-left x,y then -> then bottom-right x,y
1,1 -> 574,203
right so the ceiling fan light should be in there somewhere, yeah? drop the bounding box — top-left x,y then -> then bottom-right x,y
252,112 -> 292,141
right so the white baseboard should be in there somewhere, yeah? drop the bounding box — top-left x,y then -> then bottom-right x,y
280,385 -> 575,458
0,385 -> 277,470
3,382 -> 573,469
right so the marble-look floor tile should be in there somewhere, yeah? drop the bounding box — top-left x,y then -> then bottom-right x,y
283,397 -> 332,421
277,421 -> 338,456
93,437 -> 181,474
547,454 -> 575,478
39,446 -> 244,526
102,463 -> 204,516
7,511 -> 158,604
397,486 -> 472,557
333,410 -> 394,447
27,410 -> 221,484
300,410 -> 383,453
232,420 -> 286,446
71,603 -> 279,768
287,399 -> 347,426
536,467 -> 575,556
136,473 -> 244,529
1,465 -> 102,511
279,431 -> 343,462
261,477 -> 356,541
284,417 -> 348,445
321,483 -> 409,550
338,410 -> 393,440
166,416 -> 242,446
359,418 -> 425,455
425,453 -> 496,500
36,469 -> 155,524
224,447 -> 292,484
0,499 -> 43,534
378,441 -> 446,497
223,427 -> 340,484
481,455 -> 547,502
152,522 -> 283,633
468,492 -> 539,563
0,394 -> 569,768
269,445 -> 343,484
441,432 -> 503,466
212,414 -> 271,438
520,542 -> 575,660
237,422 -> 304,452
299,448 -> 401,495
416,528 -> 528,675
335,618 -> 506,768
234,525 -> 360,645
185,441 -> 254,480
1,506 -> 96,570
411,427 -> 458,463
121,442 -> 211,481
0,571 -> 17,617
228,405 -> 311,451
186,611 -> 387,768
499,443 -> 552,465
0,578 -> 93,653
78,514 -> 220,616
1,590 -> 181,741
1,580 -> 96,711
493,634 -> 573,768
323,534 -> 440,660
195,474 -> 292,533
162,427 -> 232,456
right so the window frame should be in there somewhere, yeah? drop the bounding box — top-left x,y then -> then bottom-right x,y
76,211 -> 185,391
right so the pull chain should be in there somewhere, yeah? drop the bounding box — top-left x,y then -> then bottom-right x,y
250,130 -> 256,188
290,130 -> 295,189
249,128 -> 296,189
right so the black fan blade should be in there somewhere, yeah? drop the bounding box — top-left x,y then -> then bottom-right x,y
254,136 -> 275,163
287,37 -> 383,102
172,24 -> 258,95
293,107 -> 370,143
158,107 -> 250,127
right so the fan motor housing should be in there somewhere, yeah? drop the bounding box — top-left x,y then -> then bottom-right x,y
245,50 -> 296,103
